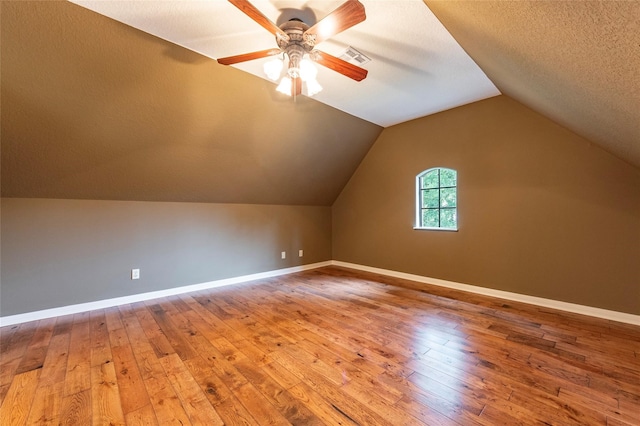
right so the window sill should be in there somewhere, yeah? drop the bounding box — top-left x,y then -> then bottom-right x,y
413,227 -> 458,232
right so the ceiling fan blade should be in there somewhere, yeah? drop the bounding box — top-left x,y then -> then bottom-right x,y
217,49 -> 280,65
228,0 -> 289,41
314,51 -> 368,81
304,0 -> 366,46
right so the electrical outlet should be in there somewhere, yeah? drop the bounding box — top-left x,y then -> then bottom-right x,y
131,268 -> 140,280
299,250 -> 304,257
281,251 -> 286,259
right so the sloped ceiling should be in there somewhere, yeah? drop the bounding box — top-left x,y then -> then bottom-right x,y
424,0 -> 640,168
1,1 -> 382,205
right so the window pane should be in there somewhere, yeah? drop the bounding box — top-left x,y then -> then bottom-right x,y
421,170 -> 439,189
422,189 -> 440,208
441,188 -> 456,208
440,169 -> 456,187
422,209 -> 439,227
440,208 -> 457,228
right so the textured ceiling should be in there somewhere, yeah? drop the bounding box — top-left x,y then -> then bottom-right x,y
68,0 -> 500,127
1,1 -> 382,205
424,0 -> 640,168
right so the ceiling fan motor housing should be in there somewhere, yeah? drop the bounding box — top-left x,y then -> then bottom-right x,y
278,19 -> 314,77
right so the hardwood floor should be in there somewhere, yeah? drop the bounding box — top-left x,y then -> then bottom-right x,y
1,266 -> 639,425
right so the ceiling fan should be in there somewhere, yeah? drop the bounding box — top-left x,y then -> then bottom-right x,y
217,0 -> 368,97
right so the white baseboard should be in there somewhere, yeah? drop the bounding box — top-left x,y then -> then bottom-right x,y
3,260 -> 638,327
0,261 -> 332,327
331,261 -> 640,326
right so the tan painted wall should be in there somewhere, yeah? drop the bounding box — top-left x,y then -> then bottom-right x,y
1,198 -> 331,316
333,96 -> 640,315
1,1 -> 382,206
3,96 -> 638,317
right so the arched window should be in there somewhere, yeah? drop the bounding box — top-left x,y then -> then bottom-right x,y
415,168 -> 457,230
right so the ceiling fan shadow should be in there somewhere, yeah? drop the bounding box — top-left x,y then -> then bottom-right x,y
366,50 -> 436,77
344,29 -> 437,75
162,44 -> 211,65
275,7 -> 317,27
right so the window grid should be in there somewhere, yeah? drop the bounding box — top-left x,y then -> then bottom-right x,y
416,168 -> 457,230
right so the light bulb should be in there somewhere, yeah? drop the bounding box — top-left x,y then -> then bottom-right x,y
276,76 -> 292,96
306,78 -> 323,96
263,58 -> 283,81
299,59 -> 317,82
317,19 -> 335,39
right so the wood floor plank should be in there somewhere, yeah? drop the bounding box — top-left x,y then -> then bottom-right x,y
211,393 -> 261,426
158,354 -> 225,425
182,332 -> 250,392
0,358 -> 21,402
232,357 -> 324,425
59,388 -> 91,425
0,368 -> 41,425
90,361 -> 125,425
110,343 -> 150,416
1,266 -> 639,425
1,322 -> 38,366
121,305 -> 193,425
508,388 -> 607,424
64,312 -> 92,396
341,377 -> 428,425
142,375 -> 193,425
144,302 -> 199,361
475,403 -> 531,426
396,393 -> 482,426
14,318 -> 56,375
0,384 -> 9,408
25,382 -> 64,425
295,337 -> 404,404
288,381 -> 360,425
124,404 -> 159,426
37,333 -> 70,388
231,381 -> 291,426
229,338 -> 272,367
261,360 -> 302,390
558,387 -> 640,426
180,293 -> 247,343
89,310 -> 113,368
270,347 -> 395,425
0,324 -> 21,354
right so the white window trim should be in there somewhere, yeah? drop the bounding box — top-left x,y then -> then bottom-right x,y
413,226 -> 458,232
414,168 -> 458,231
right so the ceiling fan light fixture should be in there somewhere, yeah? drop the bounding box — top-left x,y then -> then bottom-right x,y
306,78 -> 323,96
219,0 -> 368,97
299,58 -> 318,82
263,58 -> 283,81
287,67 -> 301,79
276,76 -> 292,96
